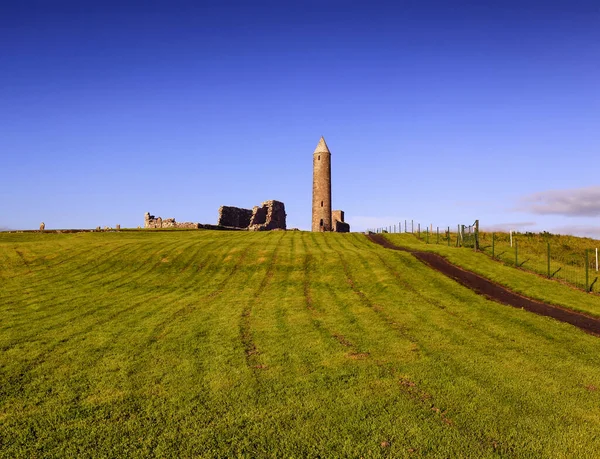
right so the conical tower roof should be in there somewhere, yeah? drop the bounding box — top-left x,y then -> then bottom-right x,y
313,136 -> 330,154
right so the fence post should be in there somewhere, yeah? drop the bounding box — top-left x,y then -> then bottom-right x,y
515,240 -> 518,267
426,228 -> 429,244
547,243 -> 550,278
418,223 -> 421,239
456,224 -> 460,247
586,249 -> 589,292
447,226 -> 450,246
411,220 -> 414,233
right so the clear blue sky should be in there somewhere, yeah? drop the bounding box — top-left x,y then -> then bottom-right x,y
1,0 -> 599,235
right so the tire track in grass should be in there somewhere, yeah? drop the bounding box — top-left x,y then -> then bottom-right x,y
2,238 -> 195,338
13,249 -> 32,274
322,236 -> 457,429
86,233 -> 243,294
35,231 -> 211,288
299,232 -> 365,357
352,237 -> 588,444
145,236 -> 258,344
17,240 -> 135,284
0,233 -> 241,404
368,248 -> 484,330
311,233 -> 408,360
347,235 -> 599,442
366,247 -> 534,349
343,235 -> 536,347
240,232 -> 286,373
5,240 -> 157,309
0,290 -> 177,400
1,233 -> 241,356
61,235 -> 231,335
321,235 -> 419,345
16,232 -> 227,319
118,233 -> 275,424
336,235 -> 510,361
0,236 -> 198,354
307,232 -> 375,357
368,233 -> 600,337
336,234 -> 483,340
0,237 -> 221,382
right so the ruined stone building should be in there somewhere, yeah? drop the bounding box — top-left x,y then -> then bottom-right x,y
312,137 -> 350,232
248,200 -> 286,231
144,213 -> 200,229
144,200 -> 287,232
218,200 -> 286,231
217,206 -> 253,229
332,210 -> 350,233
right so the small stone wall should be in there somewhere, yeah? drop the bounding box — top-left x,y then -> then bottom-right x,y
218,206 -> 253,228
144,212 -> 200,229
332,210 -> 350,233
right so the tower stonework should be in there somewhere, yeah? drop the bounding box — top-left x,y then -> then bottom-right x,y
312,137 -> 332,232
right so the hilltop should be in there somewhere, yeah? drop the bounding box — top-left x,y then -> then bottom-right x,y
1,230 -> 600,457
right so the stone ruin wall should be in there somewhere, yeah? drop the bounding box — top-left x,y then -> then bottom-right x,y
332,210 -> 350,233
217,206 -> 253,228
144,200 -> 286,232
216,200 -> 286,231
248,200 -> 286,231
144,213 -> 200,229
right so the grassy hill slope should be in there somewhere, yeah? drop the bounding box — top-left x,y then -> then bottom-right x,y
1,231 -> 600,457
384,233 -> 600,318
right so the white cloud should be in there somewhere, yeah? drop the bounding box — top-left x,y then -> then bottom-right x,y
518,186 -> 600,217
549,224 -> 600,239
483,222 -> 537,232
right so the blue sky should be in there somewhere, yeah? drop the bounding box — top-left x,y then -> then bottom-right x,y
1,0 -> 599,234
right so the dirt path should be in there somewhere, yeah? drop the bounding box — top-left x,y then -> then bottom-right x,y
366,233 -> 600,336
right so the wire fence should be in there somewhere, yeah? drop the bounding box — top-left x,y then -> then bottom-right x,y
367,220 -> 479,249
479,232 -> 599,292
368,222 -> 599,293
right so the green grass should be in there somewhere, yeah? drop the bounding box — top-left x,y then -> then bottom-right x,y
2,230 -> 600,457
385,232 -> 600,319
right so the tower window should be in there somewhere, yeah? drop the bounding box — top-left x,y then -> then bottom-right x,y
321,201 -> 323,207
320,219 -> 323,227
318,155 -> 320,160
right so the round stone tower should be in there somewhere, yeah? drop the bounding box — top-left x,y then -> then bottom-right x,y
312,136 -> 332,232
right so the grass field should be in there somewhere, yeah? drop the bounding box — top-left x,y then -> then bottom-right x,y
2,230 -> 600,457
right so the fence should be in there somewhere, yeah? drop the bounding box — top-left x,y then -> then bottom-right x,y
368,222 -> 599,293
478,232 -> 599,292
367,220 -> 479,250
